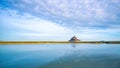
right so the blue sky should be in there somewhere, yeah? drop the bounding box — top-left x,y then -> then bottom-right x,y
0,0 -> 120,41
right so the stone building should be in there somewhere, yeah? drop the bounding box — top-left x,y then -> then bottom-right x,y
69,36 -> 80,42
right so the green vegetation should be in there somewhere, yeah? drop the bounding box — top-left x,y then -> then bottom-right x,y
0,41 -> 120,44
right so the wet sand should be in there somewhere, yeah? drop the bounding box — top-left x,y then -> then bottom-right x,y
0,41 -> 120,44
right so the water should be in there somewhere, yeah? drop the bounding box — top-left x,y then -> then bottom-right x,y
0,44 -> 120,68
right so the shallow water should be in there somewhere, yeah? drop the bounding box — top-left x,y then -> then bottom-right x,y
0,44 -> 120,68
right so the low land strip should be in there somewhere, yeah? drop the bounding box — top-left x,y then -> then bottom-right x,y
0,41 -> 120,44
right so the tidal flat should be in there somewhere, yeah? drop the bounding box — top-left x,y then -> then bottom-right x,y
0,44 -> 120,68
0,41 -> 120,44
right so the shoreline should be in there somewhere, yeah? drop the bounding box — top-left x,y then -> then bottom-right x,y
0,41 -> 120,44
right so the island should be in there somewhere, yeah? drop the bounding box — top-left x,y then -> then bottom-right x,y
0,36 -> 120,44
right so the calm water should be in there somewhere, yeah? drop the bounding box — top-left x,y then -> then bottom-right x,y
0,44 -> 120,68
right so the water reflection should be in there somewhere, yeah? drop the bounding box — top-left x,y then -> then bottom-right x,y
71,43 -> 76,48
0,44 -> 120,68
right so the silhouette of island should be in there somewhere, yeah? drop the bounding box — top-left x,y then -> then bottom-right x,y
69,36 -> 80,42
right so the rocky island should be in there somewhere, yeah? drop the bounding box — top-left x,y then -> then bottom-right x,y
69,36 -> 80,42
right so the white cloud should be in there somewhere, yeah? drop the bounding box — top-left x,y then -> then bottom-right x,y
11,20 -> 69,34
1,0 -> 120,29
0,0 -> 120,41
0,9 -> 72,37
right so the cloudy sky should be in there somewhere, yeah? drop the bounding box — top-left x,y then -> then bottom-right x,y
0,0 -> 120,41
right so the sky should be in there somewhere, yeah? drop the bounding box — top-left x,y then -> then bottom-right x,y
0,0 -> 120,41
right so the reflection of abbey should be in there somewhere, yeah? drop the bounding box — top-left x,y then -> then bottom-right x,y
69,36 -> 80,42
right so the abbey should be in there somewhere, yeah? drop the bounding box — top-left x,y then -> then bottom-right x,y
69,36 -> 80,42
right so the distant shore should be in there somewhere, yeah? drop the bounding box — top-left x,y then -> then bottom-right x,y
0,41 -> 120,44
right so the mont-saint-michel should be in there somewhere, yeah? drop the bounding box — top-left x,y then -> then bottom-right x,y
0,36 -> 120,44
0,0 -> 120,68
